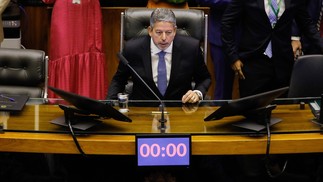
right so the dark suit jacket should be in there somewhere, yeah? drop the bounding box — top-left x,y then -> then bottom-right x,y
107,34 -> 211,100
221,0 -> 323,81
292,0 -> 323,54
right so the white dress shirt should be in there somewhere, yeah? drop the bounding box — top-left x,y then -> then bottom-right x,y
265,0 -> 285,22
150,38 -> 203,99
150,38 -> 173,88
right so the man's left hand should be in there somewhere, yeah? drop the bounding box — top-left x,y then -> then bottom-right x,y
182,90 -> 200,103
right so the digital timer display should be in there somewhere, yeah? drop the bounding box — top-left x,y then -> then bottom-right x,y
136,135 -> 191,167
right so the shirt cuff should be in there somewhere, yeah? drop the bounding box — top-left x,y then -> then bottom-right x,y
193,90 -> 203,100
291,36 -> 301,41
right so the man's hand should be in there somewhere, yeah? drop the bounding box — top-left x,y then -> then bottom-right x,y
232,60 -> 245,79
182,90 -> 200,103
291,40 -> 302,60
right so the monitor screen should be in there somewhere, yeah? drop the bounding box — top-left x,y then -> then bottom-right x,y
204,87 -> 289,121
136,134 -> 191,167
49,86 -> 132,122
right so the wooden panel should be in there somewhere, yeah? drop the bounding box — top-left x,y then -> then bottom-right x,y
102,8 -> 124,87
21,6 -> 50,52
1,129 -> 323,155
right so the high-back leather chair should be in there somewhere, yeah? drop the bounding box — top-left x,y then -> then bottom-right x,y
288,54 -> 323,98
120,8 -> 208,95
120,8 -> 208,63
0,48 -> 48,98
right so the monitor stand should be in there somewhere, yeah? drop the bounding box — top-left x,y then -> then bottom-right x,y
232,105 -> 281,132
311,94 -> 323,128
51,104 -> 102,130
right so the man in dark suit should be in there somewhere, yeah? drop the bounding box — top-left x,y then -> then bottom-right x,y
221,0 -> 323,98
107,8 -> 211,103
221,1 -> 323,181
292,0 -> 323,55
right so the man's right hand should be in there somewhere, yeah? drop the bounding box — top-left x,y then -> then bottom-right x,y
232,60 -> 245,80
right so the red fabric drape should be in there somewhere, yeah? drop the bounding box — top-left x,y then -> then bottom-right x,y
43,0 -> 107,100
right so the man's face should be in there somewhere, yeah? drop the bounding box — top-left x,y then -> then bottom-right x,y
148,21 -> 176,50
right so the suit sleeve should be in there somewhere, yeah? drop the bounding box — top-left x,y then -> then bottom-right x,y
221,0 -> 243,64
291,20 -> 301,37
294,1 -> 323,53
193,43 -> 212,97
106,52 -> 132,100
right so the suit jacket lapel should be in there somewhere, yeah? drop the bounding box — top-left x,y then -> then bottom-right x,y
272,0 -> 290,28
257,0 -> 264,11
284,0 -> 290,10
169,36 -> 182,88
258,0 -> 272,28
141,36 -> 156,88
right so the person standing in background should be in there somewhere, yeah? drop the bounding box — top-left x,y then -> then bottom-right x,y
221,1 -> 323,181
42,0 -> 107,100
292,0 -> 323,56
0,0 -> 10,46
222,0 -> 323,98
195,0 -> 234,100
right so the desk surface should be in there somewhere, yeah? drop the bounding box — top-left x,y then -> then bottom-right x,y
0,99 -> 322,155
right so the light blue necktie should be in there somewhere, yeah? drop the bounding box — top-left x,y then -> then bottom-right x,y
265,0 -> 279,58
157,51 -> 167,95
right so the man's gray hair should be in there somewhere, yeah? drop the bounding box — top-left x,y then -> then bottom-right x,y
150,8 -> 177,28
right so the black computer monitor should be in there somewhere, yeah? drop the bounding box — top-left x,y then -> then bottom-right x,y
204,87 -> 289,131
49,86 -> 132,123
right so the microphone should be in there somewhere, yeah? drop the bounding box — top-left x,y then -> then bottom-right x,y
117,52 -> 167,130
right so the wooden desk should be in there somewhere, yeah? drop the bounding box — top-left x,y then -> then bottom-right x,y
0,102 -> 322,155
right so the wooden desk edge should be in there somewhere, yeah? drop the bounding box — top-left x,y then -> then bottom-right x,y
1,132 -> 323,155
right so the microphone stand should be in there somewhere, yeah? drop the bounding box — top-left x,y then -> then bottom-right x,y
158,103 -> 167,131
117,53 -> 167,131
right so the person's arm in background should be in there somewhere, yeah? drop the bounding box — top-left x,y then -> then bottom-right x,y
291,20 -> 302,59
294,0 -> 323,54
221,0 -> 245,80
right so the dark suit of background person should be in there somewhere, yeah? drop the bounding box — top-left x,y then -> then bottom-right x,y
221,1 -> 323,181
292,0 -> 323,55
195,0 -> 235,100
107,34 -> 211,102
292,2 -> 323,182
221,0 -> 323,98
